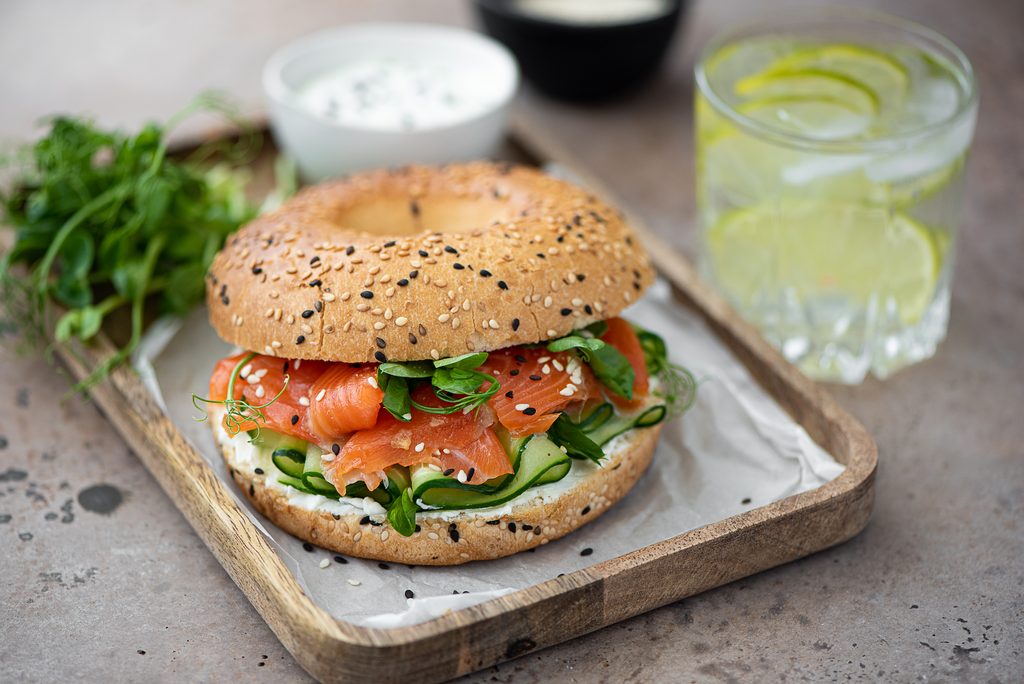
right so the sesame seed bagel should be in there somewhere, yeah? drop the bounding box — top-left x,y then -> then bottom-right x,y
218,420 -> 662,565
206,162 -> 655,363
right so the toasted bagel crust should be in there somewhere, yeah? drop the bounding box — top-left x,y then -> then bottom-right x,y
221,423 -> 662,565
206,162 -> 655,363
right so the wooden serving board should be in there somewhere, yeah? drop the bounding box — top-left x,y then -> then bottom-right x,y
47,118 -> 876,684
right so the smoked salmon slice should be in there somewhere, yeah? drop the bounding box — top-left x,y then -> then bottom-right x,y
324,387 -> 512,491
481,347 -> 601,437
600,317 -> 650,410
209,353 -> 329,443
307,363 -> 383,440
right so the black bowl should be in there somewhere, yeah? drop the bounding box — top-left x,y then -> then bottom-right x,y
474,0 -> 684,102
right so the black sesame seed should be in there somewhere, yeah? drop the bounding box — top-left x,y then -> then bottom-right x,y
742,497 -> 752,505
315,300 -> 323,312
580,547 -> 594,557
486,520 -> 500,525
374,351 -> 387,363
584,305 -> 593,315
375,337 -> 386,349
378,562 -> 391,570
557,235 -> 565,243
309,279 -> 322,288
310,256 -> 320,265
418,249 -> 429,257
409,270 -> 419,279
443,468 -> 455,476
511,318 -> 520,331
523,407 -> 537,416
301,309 -> 314,318
466,467 -> 475,481
634,282 -> 641,291
346,245 -> 355,256
414,525 -> 420,533
444,245 -> 458,255
410,200 -> 420,216
283,361 -> 289,373
514,354 -> 527,363
581,506 -> 591,515
296,335 -> 306,344
534,526 -> 542,535
332,443 -> 340,455
334,555 -> 348,564
219,284 -> 226,296
573,213 -> 582,226
521,523 -> 532,531
480,269 -> 492,278
252,266 -> 263,275
560,308 -> 572,316
360,516 -> 371,525
404,589 -> 415,599
360,290 -> 374,299
448,523 -> 460,542
408,333 -> 418,344
397,278 -> 409,287
577,274 -> 586,282
254,467 -> 264,475
291,415 -> 299,425
453,262 -> 465,270
302,542 -> 314,552
529,374 -> 542,381
510,369 -> 520,376
505,390 -> 514,398
508,522 -> 517,533
383,240 -> 396,248
418,324 -> 427,335
221,296 -> 230,306
249,484 -> 254,496
537,253 -> 546,259
498,280 -> 508,290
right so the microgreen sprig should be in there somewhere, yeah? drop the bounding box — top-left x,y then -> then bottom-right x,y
634,326 -> 697,416
191,352 -> 290,443
375,351 -> 500,421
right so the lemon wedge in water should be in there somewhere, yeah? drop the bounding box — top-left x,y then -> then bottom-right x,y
705,200 -> 939,325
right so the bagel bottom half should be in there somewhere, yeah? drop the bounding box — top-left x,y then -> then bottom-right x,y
216,421 -> 663,566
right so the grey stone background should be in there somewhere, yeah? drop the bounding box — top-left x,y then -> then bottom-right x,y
2,0 -> 1021,681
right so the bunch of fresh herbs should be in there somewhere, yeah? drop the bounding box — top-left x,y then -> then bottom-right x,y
0,95 -> 267,389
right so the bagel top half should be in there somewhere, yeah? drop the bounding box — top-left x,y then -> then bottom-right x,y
206,162 -> 655,362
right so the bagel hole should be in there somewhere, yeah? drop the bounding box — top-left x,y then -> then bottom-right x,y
335,196 -> 517,236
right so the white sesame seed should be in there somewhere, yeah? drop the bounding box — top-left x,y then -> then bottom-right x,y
367,376 -> 378,389
543,296 -> 553,308
456,470 -> 467,483
489,319 -> 499,329
316,388 -> 326,402
552,359 -> 564,371
299,396 -> 310,406
438,313 -> 450,323
294,359 -> 302,369
319,558 -> 330,569
547,329 -> 558,337
254,385 -> 265,398
427,532 -> 439,540
271,340 -> 282,349
239,364 -> 252,379
347,578 -> 361,586
542,365 -> 551,375
321,453 -> 334,462
558,386 -> 574,397
515,403 -> 530,411
414,442 -> 425,453
373,322 -> 386,330
403,413 -> 412,421
430,349 -> 440,360
537,356 -> 550,364
323,292 -> 336,302
442,448 -> 451,454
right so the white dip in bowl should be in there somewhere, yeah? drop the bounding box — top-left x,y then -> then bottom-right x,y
264,23 -> 519,180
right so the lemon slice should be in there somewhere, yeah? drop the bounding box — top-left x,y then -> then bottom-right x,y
735,69 -> 880,115
761,44 -> 909,111
705,200 -> 938,325
739,96 -> 873,139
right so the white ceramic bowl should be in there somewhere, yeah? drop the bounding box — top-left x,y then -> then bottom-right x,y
263,23 -> 519,181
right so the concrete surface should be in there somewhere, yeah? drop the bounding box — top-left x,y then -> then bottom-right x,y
2,0 -> 1022,682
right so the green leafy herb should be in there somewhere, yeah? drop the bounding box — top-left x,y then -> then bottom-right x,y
379,375 -> 412,422
547,325 -> 634,399
433,351 -> 488,370
375,351 -> 500,420
191,352 -> 289,443
386,489 -> 419,537
634,326 -> 697,416
1,95 -> 262,390
547,413 -> 604,464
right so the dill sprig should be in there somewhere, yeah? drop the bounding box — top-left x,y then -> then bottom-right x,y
191,352 -> 290,443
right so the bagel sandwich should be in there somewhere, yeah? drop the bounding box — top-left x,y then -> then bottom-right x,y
199,162 -> 694,565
